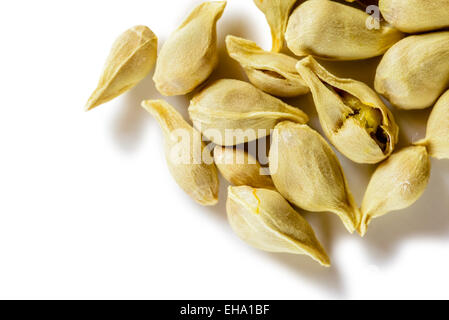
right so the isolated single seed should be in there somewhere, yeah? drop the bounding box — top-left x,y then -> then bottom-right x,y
226,35 -> 309,97
375,31 -> 449,110
253,0 -> 297,52
415,90 -> 449,160
359,146 -> 431,236
153,1 -> 226,96
86,26 -> 158,111
285,0 -> 403,61
380,0 -> 449,33
269,122 -> 361,233
296,56 -> 399,164
188,79 -> 308,146
213,146 -> 275,189
141,100 -> 219,206
227,186 -> 331,267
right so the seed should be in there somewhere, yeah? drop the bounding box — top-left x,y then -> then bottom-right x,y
359,146 -> 431,236
141,99 -> 219,206
227,186 -> 330,267
380,0 -> 449,33
415,90 -> 449,160
86,26 -> 157,111
296,56 -> 399,164
285,0 -> 403,61
213,146 -> 275,189
269,122 -> 361,234
226,35 -> 308,97
253,0 -> 298,52
375,31 -> 449,110
188,79 -> 308,146
153,1 -> 226,96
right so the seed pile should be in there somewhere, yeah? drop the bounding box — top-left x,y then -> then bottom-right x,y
86,0 -> 449,267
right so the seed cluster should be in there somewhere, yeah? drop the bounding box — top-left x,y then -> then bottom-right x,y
86,0 -> 449,267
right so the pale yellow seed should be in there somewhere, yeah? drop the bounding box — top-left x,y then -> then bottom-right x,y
359,146 -> 431,236
380,0 -> 449,33
227,186 -> 330,267
253,0 -> 298,52
188,79 -> 308,146
86,26 -> 158,111
226,35 -> 309,98
213,146 -> 275,189
269,122 -> 361,234
153,1 -> 226,96
296,56 -> 399,164
285,0 -> 403,61
415,90 -> 449,160
141,100 -> 219,206
375,31 -> 449,110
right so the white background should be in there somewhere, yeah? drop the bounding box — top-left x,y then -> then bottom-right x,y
0,0 -> 448,300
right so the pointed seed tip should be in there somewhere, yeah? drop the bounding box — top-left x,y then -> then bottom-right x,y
201,198 -> 219,206
140,100 -> 156,113
316,254 -> 331,267
85,100 -> 97,112
357,224 -> 367,237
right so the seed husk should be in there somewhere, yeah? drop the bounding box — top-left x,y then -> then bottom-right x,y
285,0 -> 403,61
86,26 -> 158,111
296,56 -> 399,164
415,90 -> 449,160
214,146 -> 275,189
375,31 -> 449,110
153,1 -> 226,96
253,0 -> 298,52
226,35 -> 309,97
269,122 -> 361,233
380,0 -> 449,33
141,99 -> 219,206
227,185 -> 331,266
359,146 -> 431,236
188,79 -> 308,146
